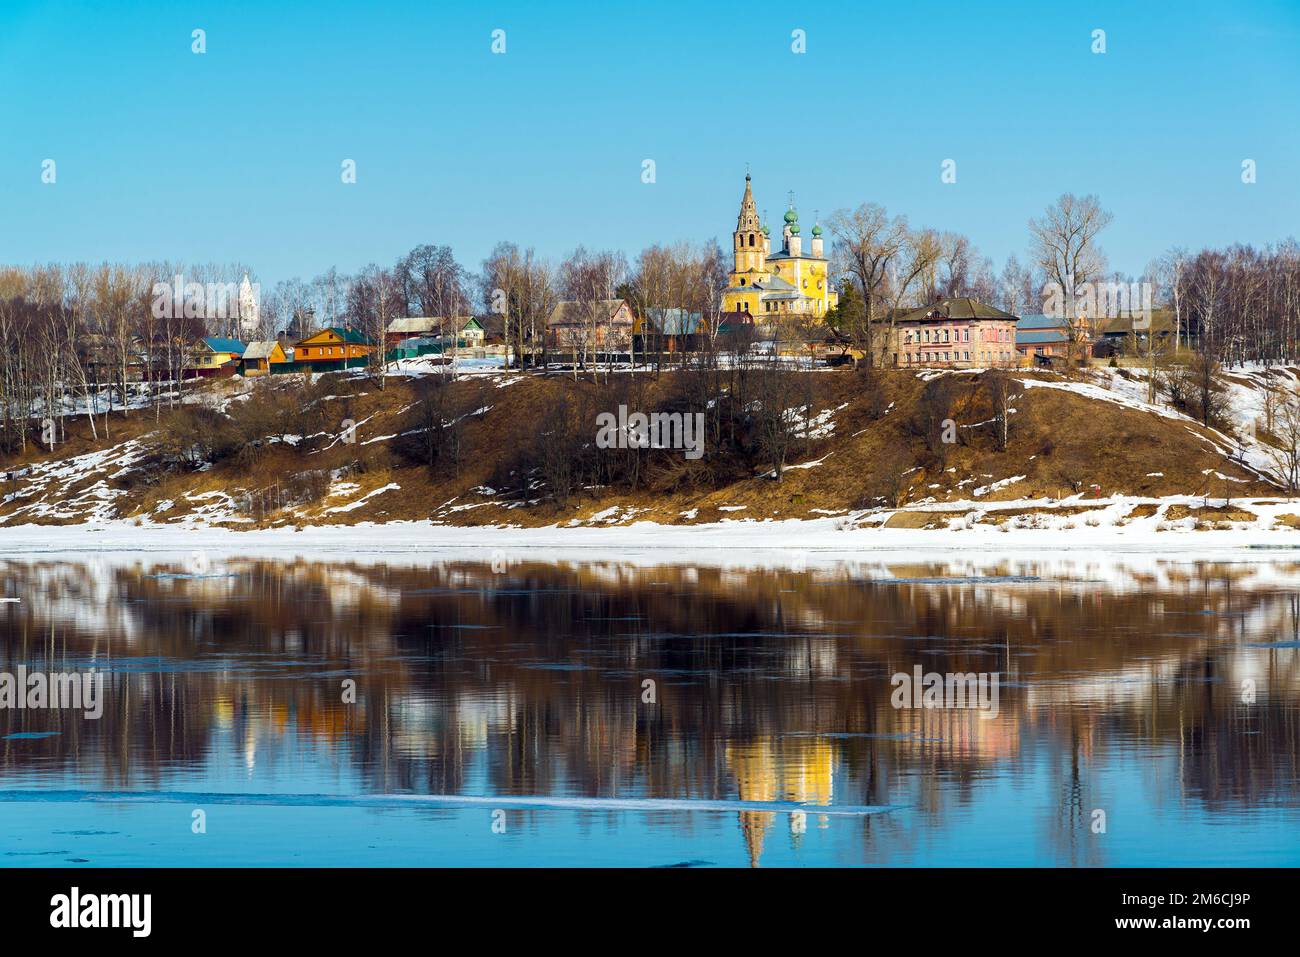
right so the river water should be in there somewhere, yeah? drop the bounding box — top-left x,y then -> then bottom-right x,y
1,552 -> 1297,866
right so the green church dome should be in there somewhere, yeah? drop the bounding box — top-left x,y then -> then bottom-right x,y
783,208 -> 798,224
789,223 -> 800,235
812,223 -> 823,237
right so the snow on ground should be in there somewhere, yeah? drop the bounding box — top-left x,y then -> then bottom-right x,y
569,505 -> 652,525
784,402 -> 848,440
178,489 -> 250,524
12,503 -> 1300,566
10,362 -> 1300,535
325,482 -> 400,514
787,452 -> 834,471
1020,367 -> 1283,485
972,475 -> 1025,497
30,378 -> 245,418
375,356 -> 510,378
1017,373 -> 1185,422
1,437 -> 150,523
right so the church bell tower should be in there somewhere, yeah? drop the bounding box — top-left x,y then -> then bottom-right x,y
734,173 -> 765,274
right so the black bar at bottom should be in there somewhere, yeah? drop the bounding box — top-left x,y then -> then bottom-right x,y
0,867 -> 1284,943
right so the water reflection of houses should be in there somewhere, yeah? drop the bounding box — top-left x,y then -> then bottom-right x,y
4,555 -> 1300,864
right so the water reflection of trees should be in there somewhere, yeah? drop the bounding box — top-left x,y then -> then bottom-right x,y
2,557 -> 1299,864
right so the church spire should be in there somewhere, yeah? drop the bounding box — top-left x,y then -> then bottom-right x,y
733,172 -> 765,274
736,172 -> 760,231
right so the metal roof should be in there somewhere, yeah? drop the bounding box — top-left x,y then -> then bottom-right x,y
241,340 -> 281,360
386,317 -> 440,334
1017,313 -> 1068,330
1016,329 -> 1068,345
547,299 -> 628,326
200,336 -> 246,354
645,308 -> 705,336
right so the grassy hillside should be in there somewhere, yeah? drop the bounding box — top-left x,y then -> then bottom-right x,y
0,363 -> 1285,532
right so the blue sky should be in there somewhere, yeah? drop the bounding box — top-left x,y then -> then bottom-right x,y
2,0 -> 1298,286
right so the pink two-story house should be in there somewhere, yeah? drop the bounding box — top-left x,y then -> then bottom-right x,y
895,298 -> 1019,369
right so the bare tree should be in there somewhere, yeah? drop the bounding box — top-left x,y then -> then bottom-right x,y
986,370 -> 1013,452
750,354 -> 803,481
828,203 -> 908,371
1029,193 -> 1113,364
1268,383 -> 1300,492
1157,246 -> 1189,353
348,264 -> 403,389
558,247 -> 626,381
998,254 -> 1035,317
887,228 -> 942,361
395,245 -> 471,378
932,232 -> 973,299
480,242 -> 556,370
1191,351 -> 1228,427
63,263 -> 100,436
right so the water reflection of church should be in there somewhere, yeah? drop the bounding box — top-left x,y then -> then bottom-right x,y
727,737 -> 835,867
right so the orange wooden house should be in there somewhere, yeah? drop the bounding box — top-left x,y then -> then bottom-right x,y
294,327 -> 372,368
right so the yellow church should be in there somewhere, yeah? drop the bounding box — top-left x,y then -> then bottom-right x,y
722,173 -> 838,320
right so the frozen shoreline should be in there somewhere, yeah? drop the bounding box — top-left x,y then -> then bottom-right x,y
3,511 -> 1300,565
